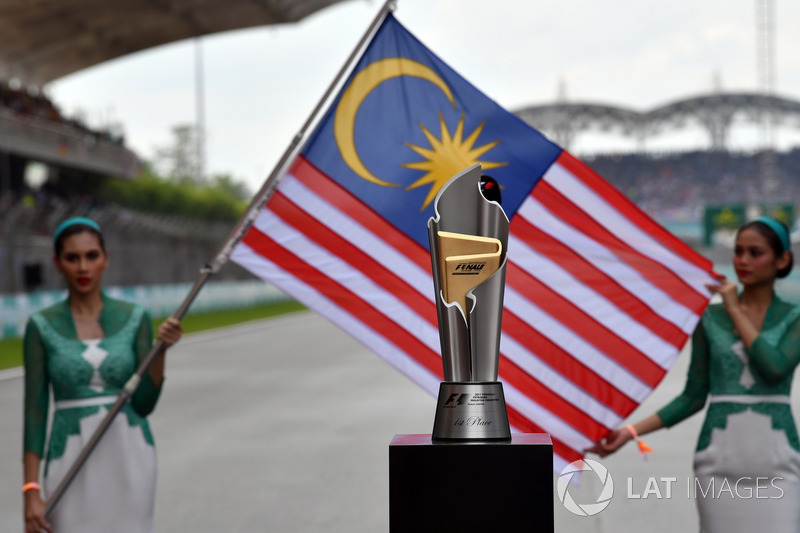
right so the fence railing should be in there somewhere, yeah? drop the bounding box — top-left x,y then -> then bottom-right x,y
1,196 -> 240,293
1,280 -> 292,339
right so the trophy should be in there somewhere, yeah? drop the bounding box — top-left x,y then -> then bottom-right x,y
428,164 -> 511,440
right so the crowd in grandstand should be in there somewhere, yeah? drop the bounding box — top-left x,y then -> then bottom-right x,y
0,80 -> 124,145
3,78 -> 800,230
584,149 -> 800,219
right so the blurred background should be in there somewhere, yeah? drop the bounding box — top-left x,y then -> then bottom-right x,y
2,1 -> 800,531
2,0 -> 799,301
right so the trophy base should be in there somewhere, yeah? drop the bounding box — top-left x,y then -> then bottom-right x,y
432,382 -> 511,441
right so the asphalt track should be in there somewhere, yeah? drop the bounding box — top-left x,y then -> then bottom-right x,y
1,311 -> 797,531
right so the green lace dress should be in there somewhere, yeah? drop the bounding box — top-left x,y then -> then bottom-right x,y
658,295 -> 800,533
23,295 -> 162,533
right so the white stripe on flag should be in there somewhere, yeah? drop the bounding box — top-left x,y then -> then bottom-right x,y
502,381 -> 596,452
277,174 -> 434,299
508,233 -> 678,367
499,333 -> 624,429
504,286 -> 652,400
253,209 -> 442,355
518,196 -> 698,334
543,163 -> 714,296
230,241 -> 442,396
553,454 -> 571,475
504,421 -> 575,475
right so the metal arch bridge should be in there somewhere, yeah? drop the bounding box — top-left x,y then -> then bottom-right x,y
514,92 -> 800,151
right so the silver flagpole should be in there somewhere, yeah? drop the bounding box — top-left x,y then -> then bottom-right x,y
45,0 -> 397,517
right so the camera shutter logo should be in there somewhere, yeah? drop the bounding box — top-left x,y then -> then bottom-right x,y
557,459 -> 614,516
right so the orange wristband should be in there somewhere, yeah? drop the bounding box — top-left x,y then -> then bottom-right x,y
625,425 -> 653,459
22,482 -> 40,494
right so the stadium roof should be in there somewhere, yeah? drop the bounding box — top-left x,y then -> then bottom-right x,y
0,0 -> 352,86
515,92 -> 800,151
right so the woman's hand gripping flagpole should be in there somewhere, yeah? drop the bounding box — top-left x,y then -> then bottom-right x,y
43,0 -> 398,519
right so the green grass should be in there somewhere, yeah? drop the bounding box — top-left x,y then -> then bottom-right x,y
161,299 -> 305,335
0,300 -> 306,372
0,338 -> 22,371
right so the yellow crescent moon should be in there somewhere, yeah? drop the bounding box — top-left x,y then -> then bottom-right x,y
334,58 -> 456,187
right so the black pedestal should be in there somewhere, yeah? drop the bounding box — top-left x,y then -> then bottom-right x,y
389,433 -> 554,532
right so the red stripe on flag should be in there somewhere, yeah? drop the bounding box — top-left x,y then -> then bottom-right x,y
288,156 -> 432,273
272,185 -> 617,439
533,180 -> 709,314
510,217 -> 687,349
273,185 -> 617,440
243,211 -> 591,460
501,310 -> 640,416
557,151 -> 713,273
499,357 -> 610,441
267,191 -> 438,327
507,262 -> 666,387
241,224 -> 444,379
266,169 -> 618,450
505,405 -> 583,464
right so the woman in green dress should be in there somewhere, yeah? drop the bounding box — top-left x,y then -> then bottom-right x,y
588,217 -> 800,533
22,217 -> 182,533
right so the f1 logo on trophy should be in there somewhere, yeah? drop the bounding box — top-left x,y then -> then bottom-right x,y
427,164 -> 511,441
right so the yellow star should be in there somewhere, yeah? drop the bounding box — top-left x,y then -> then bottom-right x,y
402,112 -> 507,211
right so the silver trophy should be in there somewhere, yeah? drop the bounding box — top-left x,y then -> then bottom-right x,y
428,164 -> 511,440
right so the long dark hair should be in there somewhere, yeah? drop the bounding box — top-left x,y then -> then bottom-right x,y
738,219 -> 793,279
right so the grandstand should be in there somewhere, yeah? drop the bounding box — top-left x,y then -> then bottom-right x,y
514,92 -> 800,230
580,149 -> 800,217
5,86 -> 800,292
515,92 -> 800,152
1,1 -> 799,292
0,83 -> 244,294
0,81 -> 141,188
0,0 -> 352,294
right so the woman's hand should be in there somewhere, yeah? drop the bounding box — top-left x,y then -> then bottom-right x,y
584,427 -> 632,458
705,273 -> 740,313
157,317 -> 182,348
24,490 -> 52,533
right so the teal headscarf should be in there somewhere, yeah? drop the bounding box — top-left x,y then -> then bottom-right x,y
53,217 -> 102,245
755,216 -> 791,253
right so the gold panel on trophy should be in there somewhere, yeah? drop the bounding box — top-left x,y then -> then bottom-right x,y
437,231 -> 502,316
